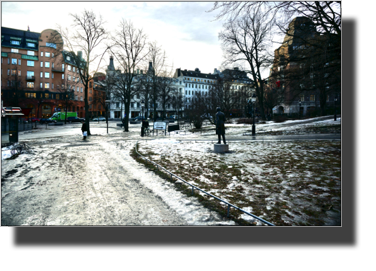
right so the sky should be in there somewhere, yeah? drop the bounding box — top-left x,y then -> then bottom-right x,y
1,1 -> 231,75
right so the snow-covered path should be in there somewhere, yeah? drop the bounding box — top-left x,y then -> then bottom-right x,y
1,135 -> 234,226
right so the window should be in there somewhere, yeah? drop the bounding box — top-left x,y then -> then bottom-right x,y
310,95 -> 315,102
46,42 -> 56,49
45,72 -> 50,78
45,62 -> 50,68
27,71 -> 34,78
41,52 -> 44,57
77,86 -> 79,92
67,56 -> 71,61
73,76 -> 75,82
52,73 -> 54,79
11,58 -> 17,64
40,83 -> 43,88
10,40 -> 20,45
11,48 -> 19,53
52,63 -> 54,68
27,43 -> 36,48
73,67 -> 75,72
68,65 -> 71,71
52,83 -> 54,89
27,60 -> 34,66
40,62 -> 43,67
56,94 -> 60,99
81,87 -> 83,92
62,74 -> 64,79
45,83 -> 49,89
40,72 -> 43,78
68,75 -> 71,81
45,52 -> 50,57
27,51 -> 34,56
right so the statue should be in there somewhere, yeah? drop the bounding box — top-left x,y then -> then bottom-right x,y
215,107 -> 226,144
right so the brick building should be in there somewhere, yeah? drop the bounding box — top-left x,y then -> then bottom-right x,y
268,17 -> 341,116
1,27 -> 86,119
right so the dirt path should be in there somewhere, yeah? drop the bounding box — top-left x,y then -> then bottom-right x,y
2,135 -> 233,226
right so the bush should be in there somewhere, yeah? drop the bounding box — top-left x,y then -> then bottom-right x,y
236,118 -> 254,124
193,119 -> 203,129
273,115 -> 288,123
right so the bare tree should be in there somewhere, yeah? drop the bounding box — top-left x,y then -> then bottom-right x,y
109,19 -> 148,131
2,66 -> 24,107
144,41 -> 175,121
211,2 -> 341,116
56,10 -> 109,135
170,87 -> 184,120
218,5 -> 276,120
186,91 -> 207,129
210,1 -> 340,37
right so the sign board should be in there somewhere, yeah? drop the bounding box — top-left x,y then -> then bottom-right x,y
153,121 -> 167,135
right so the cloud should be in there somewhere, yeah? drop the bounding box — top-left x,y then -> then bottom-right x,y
145,2 -> 222,45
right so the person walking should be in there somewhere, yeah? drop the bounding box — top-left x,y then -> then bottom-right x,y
81,120 -> 87,140
215,107 -> 226,144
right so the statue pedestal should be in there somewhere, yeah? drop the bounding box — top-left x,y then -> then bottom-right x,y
214,144 -> 229,153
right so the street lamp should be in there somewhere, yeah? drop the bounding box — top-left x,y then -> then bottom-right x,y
105,100 -> 111,134
334,96 -> 337,121
251,93 -> 257,136
140,100 -> 145,137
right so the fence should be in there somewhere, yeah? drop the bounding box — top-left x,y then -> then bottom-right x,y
1,119 -> 33,133
134,141 -> 275,226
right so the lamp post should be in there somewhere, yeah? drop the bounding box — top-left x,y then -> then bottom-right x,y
105,100 -> 111,134
299,101 -> 301,119
251,93 -> 256,136
334,96 -> 337,121
140,100 -> 145,137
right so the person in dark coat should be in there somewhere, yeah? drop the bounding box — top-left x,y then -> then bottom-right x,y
215,107 -> 226,144
81,120 -> 87,140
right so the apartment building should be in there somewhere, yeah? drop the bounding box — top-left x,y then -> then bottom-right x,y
1,27 -> 86,118
269,17 -> 341,116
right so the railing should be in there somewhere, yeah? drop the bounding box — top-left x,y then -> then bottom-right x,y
134,141 -> 275,226
52,68 -> 65,73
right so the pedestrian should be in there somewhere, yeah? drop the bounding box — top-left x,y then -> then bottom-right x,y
81,120 -> 87,140
215,107 -> 226,144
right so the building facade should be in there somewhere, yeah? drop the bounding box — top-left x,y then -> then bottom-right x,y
269,17 -> 341,116
1,27 -> 85,119
105,58 -> 185,119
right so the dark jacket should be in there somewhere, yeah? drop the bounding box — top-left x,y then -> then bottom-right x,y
81,122 -> 87,132
215,111 -> 226,135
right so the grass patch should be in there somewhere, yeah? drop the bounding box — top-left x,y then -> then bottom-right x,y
131,140 -> 341,226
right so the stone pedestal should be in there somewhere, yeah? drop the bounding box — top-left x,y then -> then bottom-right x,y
214,144 -> 229,153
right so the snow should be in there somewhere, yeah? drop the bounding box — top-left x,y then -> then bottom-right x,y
2,116 -> 341,226
1,144 -> 20,160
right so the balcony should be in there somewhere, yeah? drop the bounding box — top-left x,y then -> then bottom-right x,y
52,68 -> 65,73
26,76 -> 35,81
